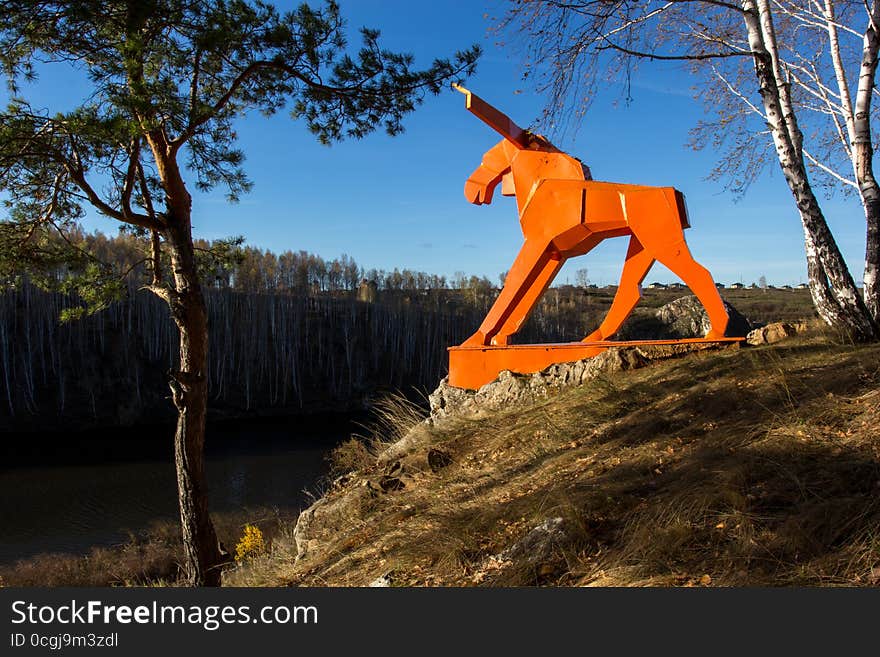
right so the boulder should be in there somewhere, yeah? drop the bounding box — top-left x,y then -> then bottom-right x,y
428,348 -> 646,422
652,294 -> 752,338
427,379 -> 474,422
615,294 -> 751,339
746,320 -> 810,345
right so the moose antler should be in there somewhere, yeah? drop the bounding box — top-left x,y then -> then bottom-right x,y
453,84 -> 530,149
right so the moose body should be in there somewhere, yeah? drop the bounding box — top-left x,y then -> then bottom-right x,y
460,134 -> 730,348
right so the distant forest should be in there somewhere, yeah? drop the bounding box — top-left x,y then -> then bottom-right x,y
1,230 -> 600,431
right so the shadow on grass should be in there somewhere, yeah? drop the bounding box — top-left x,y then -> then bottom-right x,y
378,340 -> 880,586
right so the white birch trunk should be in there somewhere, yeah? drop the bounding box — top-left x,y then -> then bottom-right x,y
743,0 -> 878,339
852,1 -> 880,325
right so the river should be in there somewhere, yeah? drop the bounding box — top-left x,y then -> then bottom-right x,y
0,414 -> 361,565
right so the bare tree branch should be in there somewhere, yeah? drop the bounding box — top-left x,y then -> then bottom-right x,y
804,146 -> 859,186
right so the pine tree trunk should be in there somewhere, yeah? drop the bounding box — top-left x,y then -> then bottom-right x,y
166,221 -> 223,587
141,119 -> 224,586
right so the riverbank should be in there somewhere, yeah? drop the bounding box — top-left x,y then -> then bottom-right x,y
0,507 -> 296,586
226,328 -> 880,587
0,413 -> 362,581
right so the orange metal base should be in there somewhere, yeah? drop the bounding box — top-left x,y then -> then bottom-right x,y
448,338 -> 744,390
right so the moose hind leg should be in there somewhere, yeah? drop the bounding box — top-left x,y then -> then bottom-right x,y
461,239 -> 555,347
627,190 -> 729,338
654,244 -> 729,338
583,235 -> 655,342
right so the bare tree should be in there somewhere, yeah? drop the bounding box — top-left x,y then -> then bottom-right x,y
500,0 -> 880,340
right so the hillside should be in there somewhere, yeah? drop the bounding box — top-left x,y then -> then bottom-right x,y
227,327 -> 880,587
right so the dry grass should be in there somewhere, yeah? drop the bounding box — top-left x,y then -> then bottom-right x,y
233,331 -> 880,587
327,394 -> 428,474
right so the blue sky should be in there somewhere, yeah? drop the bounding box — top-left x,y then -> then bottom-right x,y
5,0 -> 869,287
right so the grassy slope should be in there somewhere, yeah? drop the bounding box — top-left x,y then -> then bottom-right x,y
229,332 -> 880,587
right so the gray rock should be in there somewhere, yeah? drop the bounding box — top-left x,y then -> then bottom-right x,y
617,294 -> 751,339
497,517 -> 567,565
293,483 -> 371,561
369,572 -> 393,587
471,517 -> 570,584
746,320 -> 810,345
427,377 -> 475,422
653,294 -> 752,338
379,423 -> 431,464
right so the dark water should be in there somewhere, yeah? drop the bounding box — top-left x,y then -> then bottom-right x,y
0,414 -> 360,565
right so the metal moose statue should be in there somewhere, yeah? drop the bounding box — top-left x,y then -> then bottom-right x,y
448,85 -> 738,389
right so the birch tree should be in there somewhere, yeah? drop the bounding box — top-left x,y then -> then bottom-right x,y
0,0 -> 477,585
501,0 -> 880,340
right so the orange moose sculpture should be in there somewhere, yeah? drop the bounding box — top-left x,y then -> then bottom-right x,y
448,85 -> 739,390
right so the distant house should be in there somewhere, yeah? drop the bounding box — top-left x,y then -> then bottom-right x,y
781,284 -> 793,290
795,282 -> 809,289
730,282 -> 745,289
669,282 -> 685,289
715,282 -> 726,289
646,282 -> 667,289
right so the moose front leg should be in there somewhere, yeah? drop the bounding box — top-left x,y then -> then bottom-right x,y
461,238 -> 555,347
491,249 -> 564,346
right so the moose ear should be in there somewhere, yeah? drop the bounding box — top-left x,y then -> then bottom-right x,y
501,172 -> 515,196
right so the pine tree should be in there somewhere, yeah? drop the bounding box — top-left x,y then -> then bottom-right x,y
0,0 -> 478,585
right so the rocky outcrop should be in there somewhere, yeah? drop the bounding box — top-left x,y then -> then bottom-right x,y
292,481 -> 373,561
289,303 -> 818,583
368,572 -> 393,587
428,340 -> 740,423
293,457 -> 419,561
